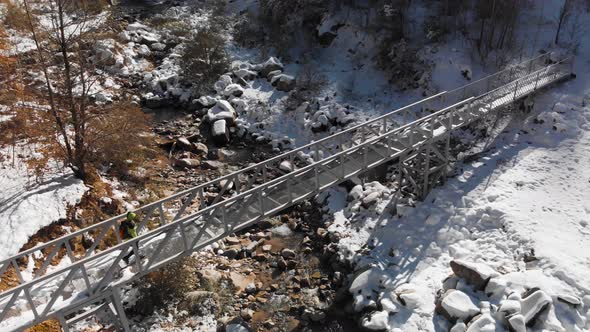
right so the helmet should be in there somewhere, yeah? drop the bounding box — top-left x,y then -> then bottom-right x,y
126,211 -> 137,221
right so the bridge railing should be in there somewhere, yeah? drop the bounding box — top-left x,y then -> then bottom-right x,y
0,53 -> 575,331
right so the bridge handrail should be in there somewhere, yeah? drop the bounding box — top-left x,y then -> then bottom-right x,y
0,53 -> 573,300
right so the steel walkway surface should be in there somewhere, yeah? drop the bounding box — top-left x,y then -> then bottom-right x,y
0,53 -> 575,331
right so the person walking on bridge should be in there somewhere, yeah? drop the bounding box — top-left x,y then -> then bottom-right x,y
120,211 -> 139,264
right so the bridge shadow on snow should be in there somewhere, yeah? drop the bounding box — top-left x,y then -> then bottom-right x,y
344,110 -> 556,330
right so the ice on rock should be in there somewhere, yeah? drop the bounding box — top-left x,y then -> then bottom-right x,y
520,289 -> 552,325
361,310 -> 389,330
439,290 -> 480,321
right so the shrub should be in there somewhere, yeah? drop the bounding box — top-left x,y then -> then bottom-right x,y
87,101 -> 156,178
2,1 -> 29,32
181,29 -> 229,96
133,257 -> 198,315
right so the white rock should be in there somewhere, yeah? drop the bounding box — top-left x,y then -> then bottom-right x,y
441,290 -> 480,321
279,160 -> 293,173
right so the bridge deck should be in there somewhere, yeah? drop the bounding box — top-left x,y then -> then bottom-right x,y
0,53 -> 574,331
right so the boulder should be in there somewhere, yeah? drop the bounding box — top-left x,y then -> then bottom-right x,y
175,158 -> 201,169
212,120 -> 230,145
254,57 -> 284,76
193,142 -> 209,156
450,260 -> 499,290
281,248 -> 296,259
436,290 -> 480,321
271,74 -> 296,92
520,289 -> 551,325
497,296 -> 521,324
202,160 -> 224,170
176,137 -> 192,150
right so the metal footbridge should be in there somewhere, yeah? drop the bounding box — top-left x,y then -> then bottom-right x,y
0,53 -> 575,331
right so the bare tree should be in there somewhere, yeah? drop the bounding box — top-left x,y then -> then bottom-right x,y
22,0 -> 101,180
555,0 -> 573,44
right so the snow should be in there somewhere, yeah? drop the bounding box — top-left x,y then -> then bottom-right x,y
0,146 -> 87,260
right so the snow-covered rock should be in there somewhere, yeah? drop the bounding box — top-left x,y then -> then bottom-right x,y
270,74 -> 296,92
195,96 -> 217,108
520,289 -> 552,325
214,74 -> 233,94
150,42 -> 166,51
206,101 -> 237,124
507,314 -> 526,332
267,69 -> 282,80
253,57 -> 283,76
361,310 -> 389,330
212,120 -> 229,145
223,83 -> 244,97
279,160 -> 293,173
234,68 -> 257,80
437,290 -> 480,321
465,302 -> 495,332
450,260 -> 500,290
